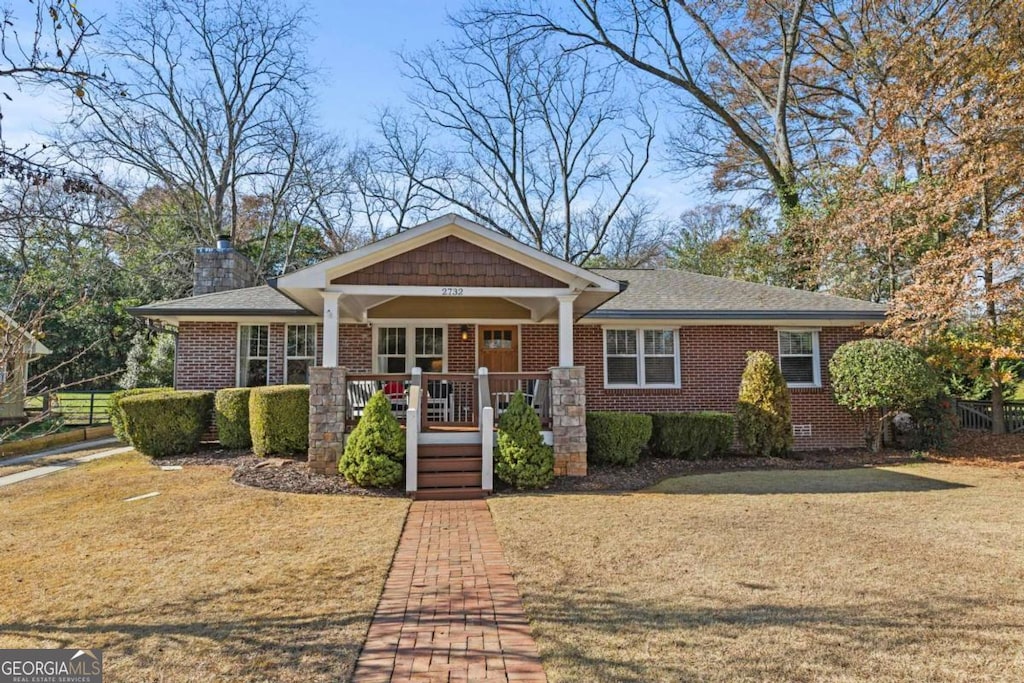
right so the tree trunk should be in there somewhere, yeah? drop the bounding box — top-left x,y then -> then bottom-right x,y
991,373 -> 1006,435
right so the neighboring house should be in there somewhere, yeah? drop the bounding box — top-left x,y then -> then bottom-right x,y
130,214 -> 887,498
0,311 -> 51,423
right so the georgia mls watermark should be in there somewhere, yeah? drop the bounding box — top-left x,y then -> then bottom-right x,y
0,649 -> 102,683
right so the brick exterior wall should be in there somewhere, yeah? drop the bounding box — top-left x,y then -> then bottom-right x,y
448,324 -> 476,372
339,324 -> 373,372
176,321 -> 238,390
176,319 -> 869,450
575,323 -> 868,450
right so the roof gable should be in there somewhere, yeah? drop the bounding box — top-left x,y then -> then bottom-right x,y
332,236 -> 566,288
274,214 -> 621,293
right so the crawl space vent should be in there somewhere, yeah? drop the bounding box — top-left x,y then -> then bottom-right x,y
793,424 -> 813,438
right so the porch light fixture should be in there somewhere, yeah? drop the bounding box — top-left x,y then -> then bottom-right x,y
460,325 -> 470,341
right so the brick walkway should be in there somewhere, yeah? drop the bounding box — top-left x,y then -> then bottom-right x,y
353,500 -> 547,682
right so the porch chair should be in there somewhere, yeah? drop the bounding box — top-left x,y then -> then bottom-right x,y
346,380 -> 377,420
425,379 -> 453,422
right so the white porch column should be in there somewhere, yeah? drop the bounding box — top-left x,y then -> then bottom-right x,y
321,291 -> 340,367
557,295 -> 576,367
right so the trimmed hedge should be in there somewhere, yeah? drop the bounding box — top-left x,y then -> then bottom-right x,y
109,387 -> 171,444
215,388 -> 252,449
339,390 -> 405,487
119,390 -> 213,457
649,412 -> 734,459
249,385 -> 309,457
586,412 -> 653,466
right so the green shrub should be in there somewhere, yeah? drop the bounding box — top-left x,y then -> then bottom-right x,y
119,390 -> 213,457
830,338 -> 942,451
215,388 -> 252,449
586,412 -> 652,466
899,394 -> 958,451
496,390 -> 554,488
110,387 -> 172,444
339,390 -> 405,487
649,412 -> 734,459
249,385 -> 309,457
736,351 -> 793,457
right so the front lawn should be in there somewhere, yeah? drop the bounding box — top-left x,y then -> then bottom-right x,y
490,463 -> 1024,682
0,452 -> 409,682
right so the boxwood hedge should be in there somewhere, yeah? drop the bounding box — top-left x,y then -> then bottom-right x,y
649,412 -> 734,459
249,385 -> 309,457
119,390 -> 213,457
586,411 -> 653,466
214,388 -> 252,449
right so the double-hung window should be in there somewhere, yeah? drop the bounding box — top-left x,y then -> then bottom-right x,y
285,324 -> 317,384
778,329 -> 821,388
239,324 -> 269,387
376,326 -> 446,373
604,328 -> 679,388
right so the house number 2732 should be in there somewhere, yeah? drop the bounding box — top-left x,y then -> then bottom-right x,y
440,287 -> 464,296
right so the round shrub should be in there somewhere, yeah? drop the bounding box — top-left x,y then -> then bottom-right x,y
249,385 -> 309,457
215,388 -> 252,449
339,390 -> 405,487
109,387 -> 172,444
496,390 -> 554,488
830,339 -> 941,450
120,390 -> 213,457
736,351 -> 793,457
650,412 -> 734,459
586,412 -> 652,466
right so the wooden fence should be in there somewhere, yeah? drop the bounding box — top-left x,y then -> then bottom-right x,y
954,399 -> 1024,433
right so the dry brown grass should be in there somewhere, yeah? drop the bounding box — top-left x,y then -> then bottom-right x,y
0,452 -> 408,682
490,464 -> 1024,682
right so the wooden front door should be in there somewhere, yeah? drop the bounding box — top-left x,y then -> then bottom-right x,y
478,326 -> 519,372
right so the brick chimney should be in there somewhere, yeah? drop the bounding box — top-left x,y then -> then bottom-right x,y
193,235 -> 260,295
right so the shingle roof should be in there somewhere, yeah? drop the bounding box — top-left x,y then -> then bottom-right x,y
129,270 -> 886,322
128,286 -> 309,317
587,269 -> 887,320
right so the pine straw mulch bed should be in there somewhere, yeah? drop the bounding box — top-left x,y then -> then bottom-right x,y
155,446 -> 404,497
152,432 -> 1024,497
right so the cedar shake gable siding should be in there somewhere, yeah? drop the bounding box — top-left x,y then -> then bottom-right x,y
332,236 -> 567,288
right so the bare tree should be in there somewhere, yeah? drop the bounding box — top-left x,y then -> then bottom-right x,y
485,1 -> 809,212
0,0 -> 104,186
350,111 -> 446,240
395,18 -> 654,264
59,0 -> 314,253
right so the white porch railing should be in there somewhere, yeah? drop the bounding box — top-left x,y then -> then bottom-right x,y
405,368 -> 422,493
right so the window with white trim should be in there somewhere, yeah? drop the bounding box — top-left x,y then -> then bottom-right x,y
376,326 -> 446,373
238,324 -> 269,387
285,324 -> 317,384
604,328 -> 679,388
778,329 -> 821,387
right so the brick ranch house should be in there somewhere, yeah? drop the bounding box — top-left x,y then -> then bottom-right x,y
131,214 -> 887,499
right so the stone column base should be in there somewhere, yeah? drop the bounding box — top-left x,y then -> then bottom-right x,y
550,366 -> 587,477
308,366 -> 347,475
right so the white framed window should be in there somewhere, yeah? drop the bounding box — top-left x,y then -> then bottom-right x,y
285,324 -> 317,384
778,329 -> 821,388
603,328 -> 680,388
375,326 -> 446,373
238,324 -> 269,387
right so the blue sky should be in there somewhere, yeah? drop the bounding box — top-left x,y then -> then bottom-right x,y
3,0 -> 702,216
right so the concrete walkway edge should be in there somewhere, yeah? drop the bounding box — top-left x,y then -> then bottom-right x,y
0,444 -> 134,488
